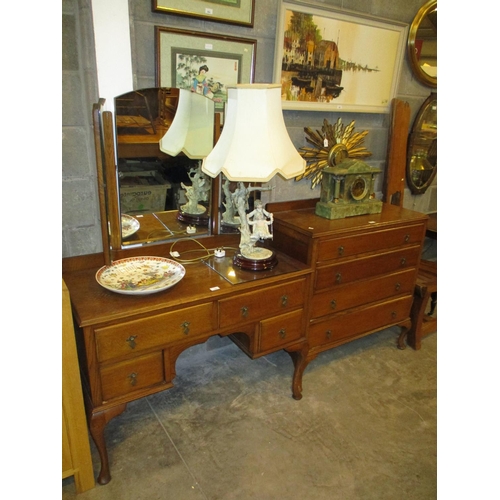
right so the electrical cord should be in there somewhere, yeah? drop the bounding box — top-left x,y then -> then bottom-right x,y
168,237 -> 237,264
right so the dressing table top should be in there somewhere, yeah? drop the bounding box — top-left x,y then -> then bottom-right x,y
63,247 -> 310,328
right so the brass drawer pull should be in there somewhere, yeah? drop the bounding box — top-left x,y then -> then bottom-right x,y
338,246 -> 344,256
335,272 -> 342,284
281,295 -> 288,307
326,330 -> 332,340
241,306 -> 249,318
391,311 -> 397,319
330,299 -> 337,309
279,328 -> 286,339
181,321 -> 190,335
128,372 -> 138,386
126,335 -> 137,349
404,234 -> 410,242
395,282 -> 401,292
400,257 -> 407,266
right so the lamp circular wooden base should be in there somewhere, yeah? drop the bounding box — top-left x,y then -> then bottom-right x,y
176,209 -> 209,227
233,248 -> 278,271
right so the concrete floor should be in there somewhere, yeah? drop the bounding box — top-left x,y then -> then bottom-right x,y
62,327 -> 437,500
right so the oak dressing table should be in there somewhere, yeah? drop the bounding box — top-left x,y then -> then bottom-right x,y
63,236 -> 311,485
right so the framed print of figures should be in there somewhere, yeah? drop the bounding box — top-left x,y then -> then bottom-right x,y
274,1 -> 408,113
156,27 -> 256,115
152,0 -> 255,28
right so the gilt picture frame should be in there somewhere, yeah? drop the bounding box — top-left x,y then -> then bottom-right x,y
152,0 -> 255,27
274,1 -> 408,113
155,27 -> 256,115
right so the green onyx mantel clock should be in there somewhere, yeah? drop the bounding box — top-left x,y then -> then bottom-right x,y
315,158 -> 382,220
296,117 -> 382,219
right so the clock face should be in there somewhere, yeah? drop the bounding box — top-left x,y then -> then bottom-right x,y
350,176 -> 368,201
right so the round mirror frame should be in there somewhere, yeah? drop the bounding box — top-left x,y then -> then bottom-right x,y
407,0 -> 437,88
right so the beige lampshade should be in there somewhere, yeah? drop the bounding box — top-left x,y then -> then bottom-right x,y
202,84 -> 305,182
159,89 -> 215,159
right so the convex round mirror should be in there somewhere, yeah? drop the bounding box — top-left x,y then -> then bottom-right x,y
406,93 -> 437,194
408,0 -> 437,88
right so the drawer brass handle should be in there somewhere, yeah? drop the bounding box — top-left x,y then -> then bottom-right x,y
391,311 -> 397,319
395,282 -> 401,291
128,372 -> 138,386
181,321 -> 190,335
281,295 -> 288,307
330,299 -> 337,309
404,234 -> 410,243
335,272 -> 342,284
400,257 -> 407,266
338,246 -> 344,256
279,328 -> 286,339
326,330 -> 332,340
126,335 -> 137,349
241,306 -> 249,318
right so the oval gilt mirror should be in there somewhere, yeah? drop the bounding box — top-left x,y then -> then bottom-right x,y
406,92 -> 437,194
408,0 -> 437,88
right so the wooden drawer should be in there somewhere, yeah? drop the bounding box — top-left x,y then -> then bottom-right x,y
95,303 -> 214,362
315,245 -> 421,291
317,224 -> 425,262
100,351 -> 164,401
309,295 -> 413,348
219,279 -> 306,329
311,268 -> 416,319
259,309 -> 304,352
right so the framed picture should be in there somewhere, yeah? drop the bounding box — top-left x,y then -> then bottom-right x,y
152,0 -> 255,28
274,1 -> 408,113
156,27 -> 256,115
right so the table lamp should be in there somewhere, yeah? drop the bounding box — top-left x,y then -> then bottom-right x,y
159,89 -> 215,226
202,83 -> 306,270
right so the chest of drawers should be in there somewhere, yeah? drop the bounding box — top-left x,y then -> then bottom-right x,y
63,246 -> 310,485
271,203 -> 427,363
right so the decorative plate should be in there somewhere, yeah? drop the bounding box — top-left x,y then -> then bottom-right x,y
96,257 -> 185,295
121,214 -> 140,239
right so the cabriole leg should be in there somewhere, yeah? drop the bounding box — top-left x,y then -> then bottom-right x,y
89,404 -> 127,485
285,344 -> 311,400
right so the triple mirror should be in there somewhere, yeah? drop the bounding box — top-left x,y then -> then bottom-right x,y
94,87 -> 219,257
408,0 -> 437,88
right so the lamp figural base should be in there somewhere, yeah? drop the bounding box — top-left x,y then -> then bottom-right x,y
176,163 -> 210,226
231,185 -> 278,271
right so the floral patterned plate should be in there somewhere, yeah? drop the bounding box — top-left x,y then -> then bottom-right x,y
121,214 -> 140,239
96,256 -> 185,295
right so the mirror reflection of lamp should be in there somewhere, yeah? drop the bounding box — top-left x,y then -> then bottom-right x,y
159,89 -> 215,226
202,84 -> 306,270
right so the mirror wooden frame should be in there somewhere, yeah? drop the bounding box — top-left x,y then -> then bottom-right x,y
407,0 -> 437,88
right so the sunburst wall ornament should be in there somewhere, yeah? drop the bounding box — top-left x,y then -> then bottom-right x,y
295,118 -> 372,188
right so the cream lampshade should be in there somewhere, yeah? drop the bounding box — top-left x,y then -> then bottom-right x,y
202,84 -> 306,270
159,89 -> 215,225
159,89 -> 214,159
202,84 -> 305,181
